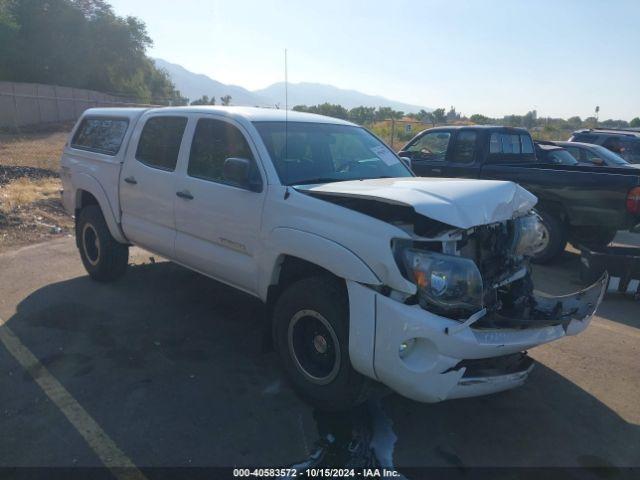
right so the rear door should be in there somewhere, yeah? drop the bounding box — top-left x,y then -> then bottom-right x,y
120,113 -> 189,257
173,114 -> 267,295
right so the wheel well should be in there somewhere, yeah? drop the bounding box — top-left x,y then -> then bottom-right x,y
536,201 -> 568,224
266,256 -> 343,315
76,190 -> 99,213
264,256 -> 346,352
74,190 -> 100,247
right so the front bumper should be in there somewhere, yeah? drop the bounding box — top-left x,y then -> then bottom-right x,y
347,274 -> 607,403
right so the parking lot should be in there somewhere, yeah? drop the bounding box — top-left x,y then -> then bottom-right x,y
0,235 -> 639,472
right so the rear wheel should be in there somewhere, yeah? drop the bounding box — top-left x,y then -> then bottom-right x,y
273,276 -> 370,411
531,210 -> 567,264
76,205 -> 129,282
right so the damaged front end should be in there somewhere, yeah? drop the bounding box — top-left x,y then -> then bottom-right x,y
392,212 -> 607,332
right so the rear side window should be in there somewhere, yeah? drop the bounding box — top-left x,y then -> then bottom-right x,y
136,116 -> 188,171
572,134 -> 598,143
450,131 -> 477,163
188,118 -> 256,183
71,117 -> 128,155
489,133 -> 534,154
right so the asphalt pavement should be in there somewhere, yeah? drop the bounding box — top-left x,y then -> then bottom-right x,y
0,236 -> 638,471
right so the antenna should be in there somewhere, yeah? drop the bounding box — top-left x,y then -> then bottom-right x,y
284,48 -> 289,197
285,48 -> 288,112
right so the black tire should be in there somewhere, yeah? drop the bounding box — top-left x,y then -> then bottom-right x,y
570,226 -> 617,251
531,210 -> 567,264
76,205 -> 129,282
273,276 -> 371,411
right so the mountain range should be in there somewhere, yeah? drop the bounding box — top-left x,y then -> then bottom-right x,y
154,58 -> 429,113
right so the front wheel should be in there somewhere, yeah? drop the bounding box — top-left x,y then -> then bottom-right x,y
273,276 -> 371,411
531,210 -> 567,264
76,205 -> 129,282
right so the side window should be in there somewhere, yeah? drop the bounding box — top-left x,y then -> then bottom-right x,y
187,118 -> 256,185
406,132 -> 451,161
71,117 -> 128,155
566,146 -> 582,161
572,134 -> 598,143
489,133 -> 534,155
603,137 -> 627,156
135,116 -> 188,171
450,131 -> 476,164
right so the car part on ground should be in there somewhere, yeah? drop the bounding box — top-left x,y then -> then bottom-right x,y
580,245 -> 640,300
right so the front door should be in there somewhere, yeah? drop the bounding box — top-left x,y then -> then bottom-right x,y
120,114 -> 189,258
174,115 -> 266,295
400,130 -> 452,177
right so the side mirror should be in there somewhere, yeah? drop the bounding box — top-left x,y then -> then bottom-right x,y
399,156 -> 413,170
591,157 -> 604,166
223,157 -> 262,192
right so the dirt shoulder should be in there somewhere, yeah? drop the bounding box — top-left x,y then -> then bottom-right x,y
0,125 -> 73,253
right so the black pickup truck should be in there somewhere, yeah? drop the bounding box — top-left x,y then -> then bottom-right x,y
399,126 -> 640,263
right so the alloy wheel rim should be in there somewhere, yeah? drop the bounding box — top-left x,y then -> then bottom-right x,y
82,223 -> 101,266
287,309 -> 341,385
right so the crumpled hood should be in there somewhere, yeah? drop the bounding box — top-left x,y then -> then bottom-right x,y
295,177 -> 537,229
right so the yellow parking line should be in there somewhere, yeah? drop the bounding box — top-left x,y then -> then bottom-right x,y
0,320 -> 147,480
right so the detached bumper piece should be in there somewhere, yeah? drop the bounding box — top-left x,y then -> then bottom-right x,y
446,353 -> 535,400
477,273 -> 608,331
581,245 -> 640,300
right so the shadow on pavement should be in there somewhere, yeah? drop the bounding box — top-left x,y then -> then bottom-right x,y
2,260 -> 639,468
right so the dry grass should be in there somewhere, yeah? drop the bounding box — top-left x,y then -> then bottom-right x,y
0,176 -> 72,253
0,128 -> 69,171
0,177 -> 62,211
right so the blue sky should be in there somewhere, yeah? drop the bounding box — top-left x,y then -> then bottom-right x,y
109,0 -> 640,120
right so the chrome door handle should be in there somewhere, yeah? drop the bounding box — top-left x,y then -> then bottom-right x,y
124,176 -> 137,185
176,190 -> 194,200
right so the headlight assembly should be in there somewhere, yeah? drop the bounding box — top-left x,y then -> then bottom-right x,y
512,213 -> 545,257
402,249 -> 484,318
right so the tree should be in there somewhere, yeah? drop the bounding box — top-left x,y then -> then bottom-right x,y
630,117 -> 640,128
348,106 -> 376,125
446,106 -> 460,122
567,116 -> 582,129
190,95 -> 216,106
220,94 -> 232,106
431,108 -> 446,125
522,110 -> 537,129
0,0 -> 184,104
470,113 -> 490,125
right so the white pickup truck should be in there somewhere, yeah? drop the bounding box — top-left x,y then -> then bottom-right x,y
60,106 -> 606,410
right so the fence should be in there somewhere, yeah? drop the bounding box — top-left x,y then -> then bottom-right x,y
371,118 -> 433,150
0,81 -> 148,129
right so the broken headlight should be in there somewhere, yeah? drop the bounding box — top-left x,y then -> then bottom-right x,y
402,249 -> 483,318
512,213 -> 545,257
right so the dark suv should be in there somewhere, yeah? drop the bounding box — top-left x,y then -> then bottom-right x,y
569,128 -> 640,164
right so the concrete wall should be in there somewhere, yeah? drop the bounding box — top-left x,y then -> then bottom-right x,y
0,81 -> 145,129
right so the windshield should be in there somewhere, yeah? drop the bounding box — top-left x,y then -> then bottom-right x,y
253,122 -> 413,185
591,145 -> 629,166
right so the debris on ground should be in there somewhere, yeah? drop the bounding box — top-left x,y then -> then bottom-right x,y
0,166 -> 72,253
